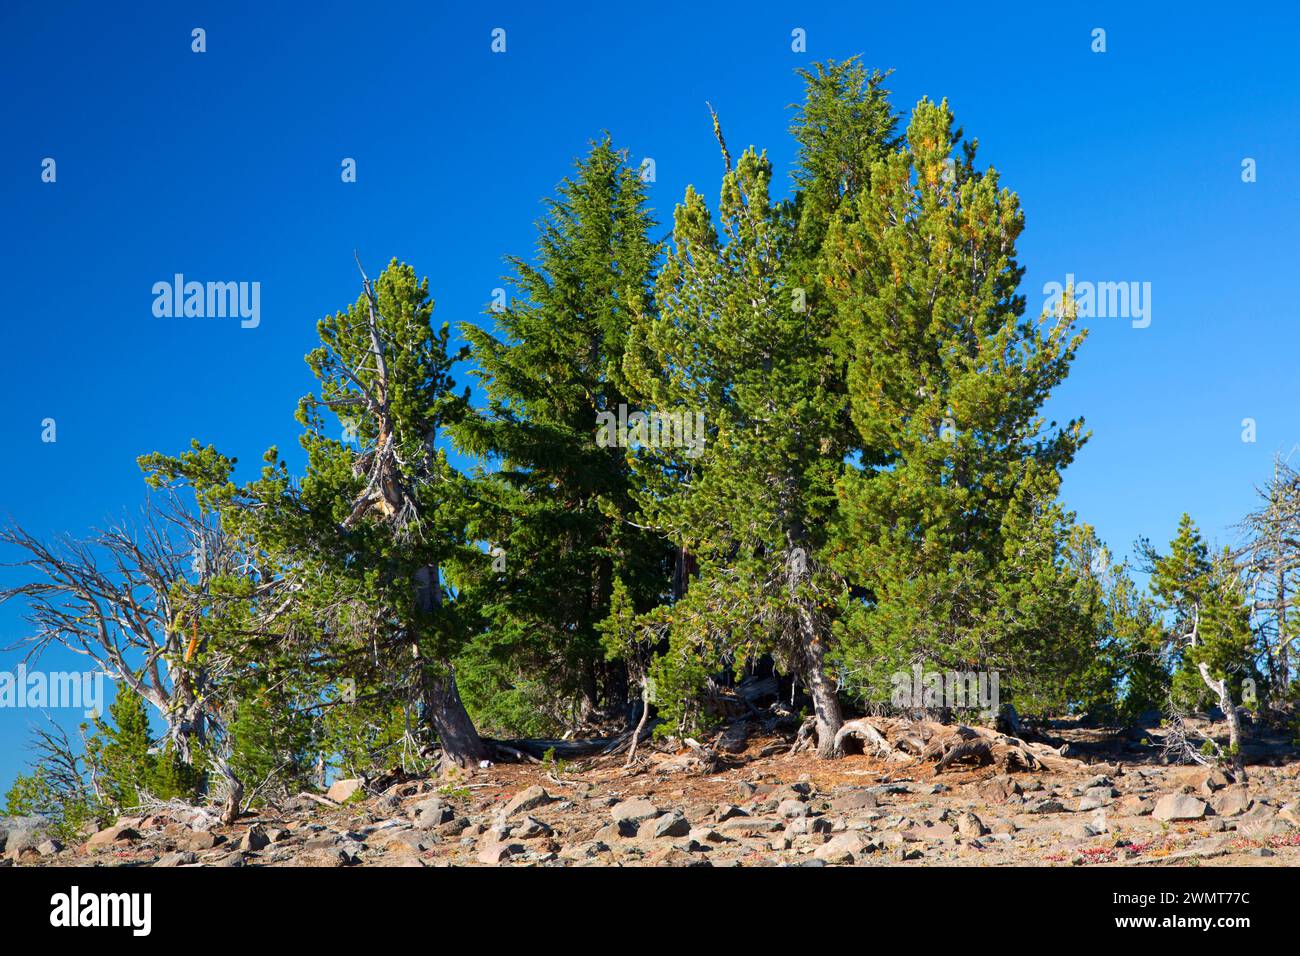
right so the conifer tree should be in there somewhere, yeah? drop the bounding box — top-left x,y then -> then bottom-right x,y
625,146 -> 854,753
822,96 -> 1090,713
1147,514 -> 1257,774
141,260 -> 490,769
452,139 -> 667,732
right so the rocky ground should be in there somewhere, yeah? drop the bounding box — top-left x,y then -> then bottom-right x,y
4,720 -> 1300,868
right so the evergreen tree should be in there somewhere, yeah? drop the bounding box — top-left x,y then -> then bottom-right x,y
1147,514 -> 1257,773
452,139 -> 667,733
822,95 -> 1090,715
624,145 -> 854,752
141,260 -> 490,769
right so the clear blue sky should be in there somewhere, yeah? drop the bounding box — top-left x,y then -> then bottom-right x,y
2,0 -> 1297,794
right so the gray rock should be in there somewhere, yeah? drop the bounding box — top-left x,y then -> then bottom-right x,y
1212,786 -> 1252,818
813,831 -> 868,864
413,798 -> 455,827
500,785 -> 554,818
778,799 -> 810,819
477,840 -> 526,865
649,811 -> 691,839
829,790 -> 878,812
154,851 -> 198,867
87,824 -> 141,848
611,797 -> 660,824
511,815 -> 554,839
1152,793 -> 1208,822
0,816 -> 49,855
1026,799 -> 1066,815
239,825 -> 271,852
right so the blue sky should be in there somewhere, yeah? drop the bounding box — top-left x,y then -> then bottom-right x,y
1,0 -> 1297,793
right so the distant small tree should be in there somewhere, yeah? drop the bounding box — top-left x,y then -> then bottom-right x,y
1146,514 -> 1257,776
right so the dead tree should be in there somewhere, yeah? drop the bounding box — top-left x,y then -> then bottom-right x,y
0,492 -> 248,822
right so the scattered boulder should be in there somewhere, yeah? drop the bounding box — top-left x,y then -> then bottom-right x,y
813,831 -> 869,864
1152,793 -> 1208,822
413,799 -> 455,827
0,816 -> 49,855
477,840 -> 525,865
500,785 -> 554,818
1118,795 -> 1152,816
1026,798 -> 1066,815
978,776 -> 1022,803
326,778 -> 364,803
239,825 -> 271,852
778,799 -> 810,819
1212,786 -> 1252,818
611,797 -> 660,825
86,824 -> 141,848
829,790 -> 878,812
648,811 -> 691,839
511,816 -> 553,839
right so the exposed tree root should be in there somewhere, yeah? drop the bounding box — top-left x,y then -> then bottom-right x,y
795,714 -> 1082,774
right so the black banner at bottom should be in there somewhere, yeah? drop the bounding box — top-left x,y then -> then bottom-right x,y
0,863 -> 1279,943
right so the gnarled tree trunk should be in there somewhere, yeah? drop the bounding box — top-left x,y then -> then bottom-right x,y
414,564 -> 488,770
801,617 -> 844,758
425,670 -> 489,770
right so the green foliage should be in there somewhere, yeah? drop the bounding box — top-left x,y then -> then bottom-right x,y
3,766 -> 104,843
452,138 -> 667,731
823,93 -> 1090,714
85,689 -> 204,807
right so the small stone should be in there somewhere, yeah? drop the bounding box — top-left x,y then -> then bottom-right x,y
154,851 -> 198,867
957,812 -> 987,838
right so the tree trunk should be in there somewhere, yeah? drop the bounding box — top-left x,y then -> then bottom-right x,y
1199,662 -> 1247,781
801,616 -> 844,758
426,670 -> 490,770
413,564 -> 489,770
